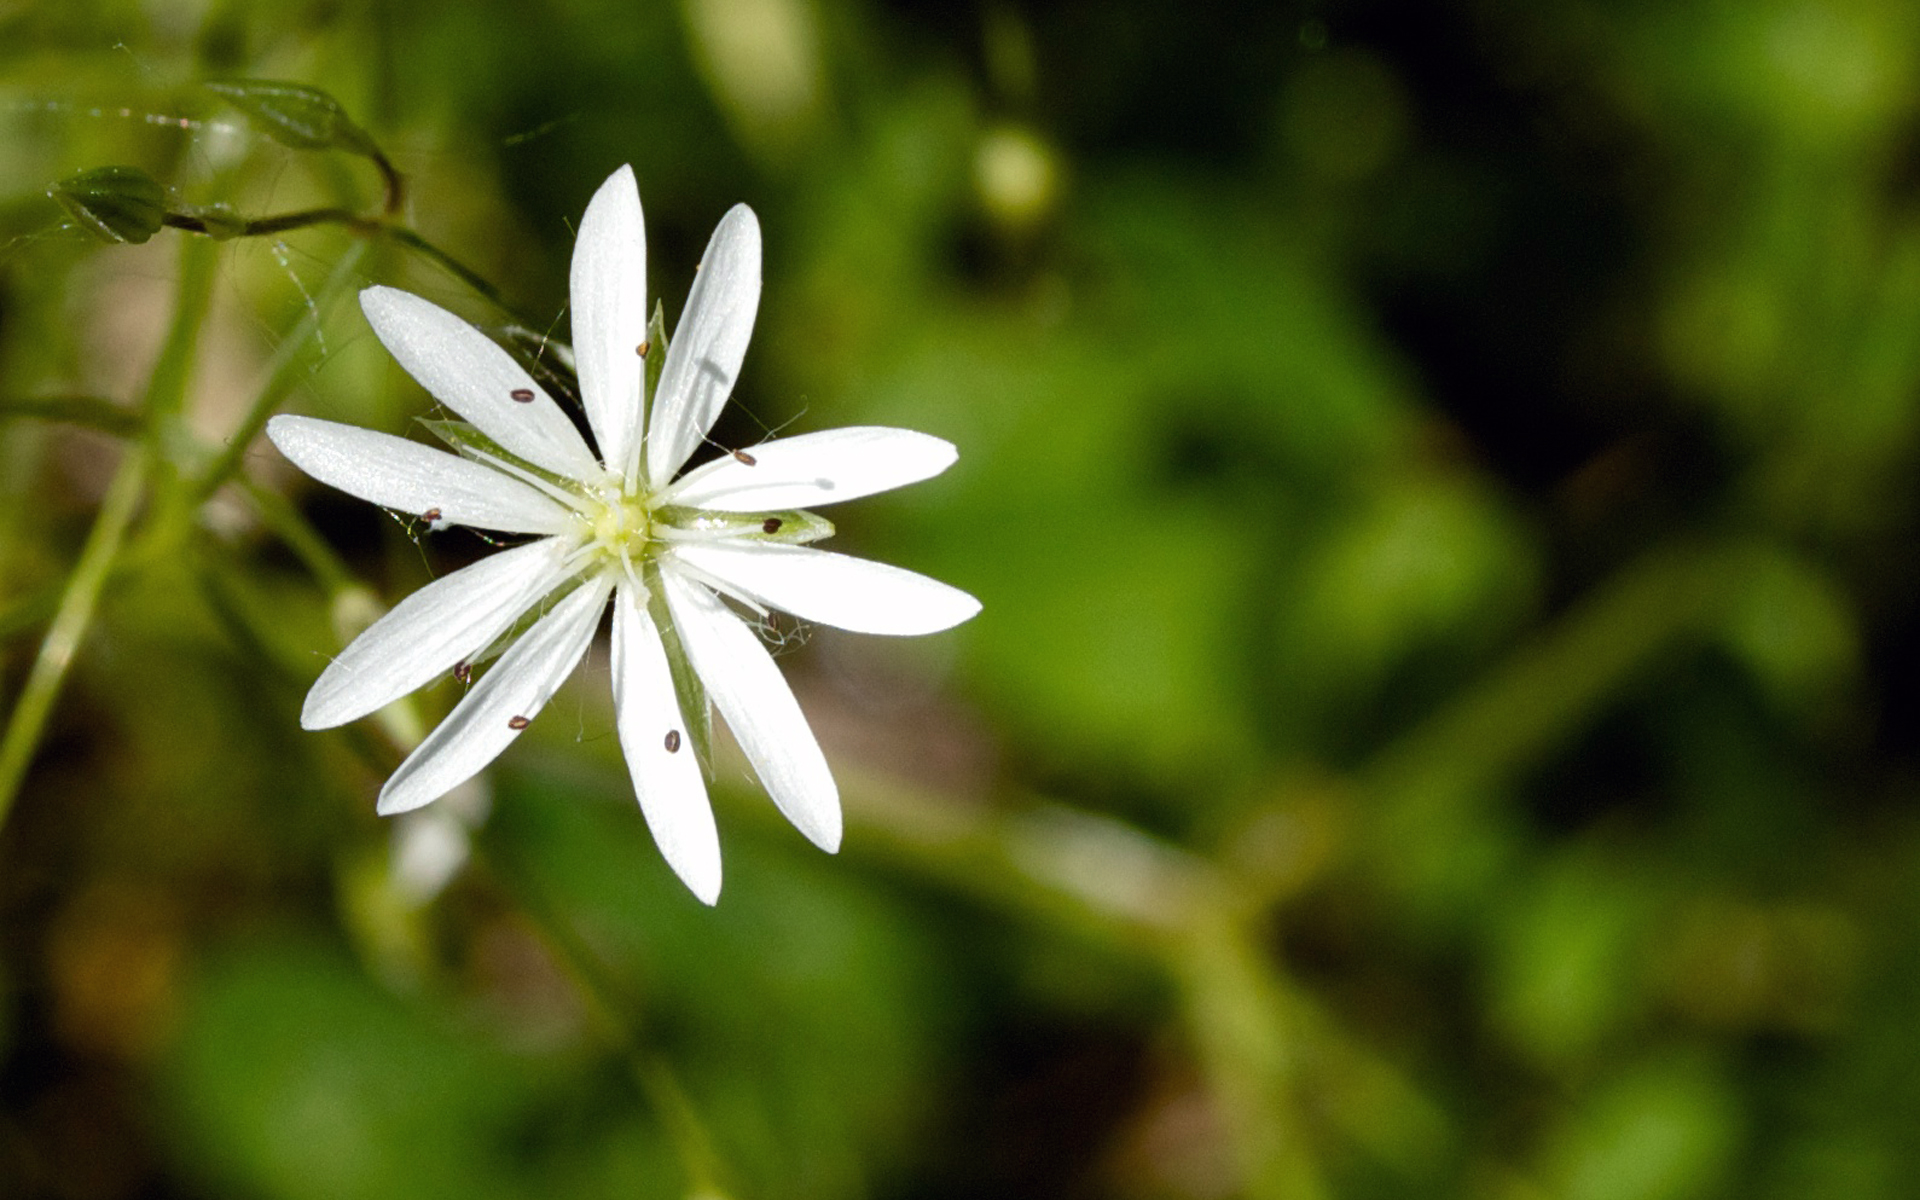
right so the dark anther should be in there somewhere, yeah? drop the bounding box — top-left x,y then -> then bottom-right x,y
422,507 -> 442,522
664,729 -> 682,753
508,715 -> 530,730
762,517 -> 783,534
636,341 -> 650,357
732,449 -> 758,466
510,388 -> 535,402
453,661 -> 472,684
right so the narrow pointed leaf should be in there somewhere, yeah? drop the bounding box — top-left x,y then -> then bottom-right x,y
498,325 -> 581,407
418,418 -> 578,495
645,559 -> 712,767
653,507 -> 834,546
637,300 -> 668,481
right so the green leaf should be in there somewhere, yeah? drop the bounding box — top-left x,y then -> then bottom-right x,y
417,418 -> 579,495
652,506 -> 835,545
187,203 -> 247,241
207,80 -> 379,157
496,325 -> 580,407
50,165 -> 167,244
645,558 -> 712,771
642,299 -> 668,445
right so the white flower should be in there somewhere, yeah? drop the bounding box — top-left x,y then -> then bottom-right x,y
267,165 -> 978,904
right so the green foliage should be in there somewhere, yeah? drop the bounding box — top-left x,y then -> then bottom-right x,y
49,164 -> 165,243
206,79 -> 381,158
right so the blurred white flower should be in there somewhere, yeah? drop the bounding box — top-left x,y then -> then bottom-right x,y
389,777 -> 491,906
268,165 -> 978,904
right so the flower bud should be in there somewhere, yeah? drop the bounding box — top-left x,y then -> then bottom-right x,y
50,166 -> 168,244
207,80 -> 378,157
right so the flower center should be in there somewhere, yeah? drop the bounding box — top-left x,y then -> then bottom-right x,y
571,480 -> 655,584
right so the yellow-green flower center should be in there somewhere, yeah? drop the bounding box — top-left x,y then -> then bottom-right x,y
573,482 -> 655,579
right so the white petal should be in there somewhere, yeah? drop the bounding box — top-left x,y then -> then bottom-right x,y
376,577 -> 612,815
644,205 -> 761,487
660,569 -> 840,851
267,415 -> 575,535
661,426 -> 957,512
570,165 -> 646,479
302,539 -> 571,729
612,583 -> 721,903
360,286 -> 601,480
672,542 -> 979,635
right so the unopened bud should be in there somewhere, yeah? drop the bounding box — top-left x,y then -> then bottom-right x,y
207,80 -> 378,158
50,166 -> 167,244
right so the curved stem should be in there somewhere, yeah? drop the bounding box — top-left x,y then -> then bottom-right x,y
0,233 -> 218,834
382,226 -> 515,314
237,476 -> 357,597
0,395 -> 144,437
0,450 -> 148,827
156,204 -> 526,325
189,239 -> 372,504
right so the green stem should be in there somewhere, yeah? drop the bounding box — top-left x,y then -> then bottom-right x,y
164,206 -> 379,239
147,238 -> 220,425
0,395 -> 144,437
476,838 -> 732,1200
0,232 -> 219,832
157,203 -> 521,323
0,451 -> 148,827
189,239 -> 372,504
238,475 -> 358,597
383,226 -> 516,315
370,147 -> 406,217
1176,912 -> 1329,1200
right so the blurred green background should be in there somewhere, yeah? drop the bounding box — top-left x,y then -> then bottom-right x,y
4,0 -> 1920,1197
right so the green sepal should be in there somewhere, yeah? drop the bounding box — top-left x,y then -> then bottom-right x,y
207,80 -> 380,157
417,418 -> 580,497
185,203 -> 245,241
497,325 -> 580,408
461,576 -> 582,675
645,559 -> 713,771
641,300 -> 669,442
50,166 -> 166,244
653,506 -> 835,545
